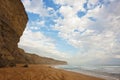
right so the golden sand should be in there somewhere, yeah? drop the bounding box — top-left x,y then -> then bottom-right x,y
0,64 -> 104,80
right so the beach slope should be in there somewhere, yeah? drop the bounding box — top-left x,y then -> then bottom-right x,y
0,65 -> 104,80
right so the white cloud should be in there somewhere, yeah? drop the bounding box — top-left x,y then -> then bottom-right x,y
53,0 -> 120,64
54,0 -> 86,11
18,28 -> 70,60
28,20 -> 45,30
22,0 -> 58,18
20,0 -> 120,65
22,0 -> 48,16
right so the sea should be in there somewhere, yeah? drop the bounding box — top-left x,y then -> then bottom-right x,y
54,65 -> 120,80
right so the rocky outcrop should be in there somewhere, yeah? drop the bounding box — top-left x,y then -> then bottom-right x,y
0,0 -> 67,67
0,0 -> 28,67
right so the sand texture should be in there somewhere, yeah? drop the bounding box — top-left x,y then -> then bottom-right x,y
0,64 -> 104,80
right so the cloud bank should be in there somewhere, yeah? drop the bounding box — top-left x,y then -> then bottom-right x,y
20,0 -> 120,65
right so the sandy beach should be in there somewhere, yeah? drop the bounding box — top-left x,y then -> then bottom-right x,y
0,64 -> 104,80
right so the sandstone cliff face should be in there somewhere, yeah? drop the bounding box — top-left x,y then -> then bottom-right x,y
0,0 -> 28,66
24,53 -> 67,65
0,0 -> 67,67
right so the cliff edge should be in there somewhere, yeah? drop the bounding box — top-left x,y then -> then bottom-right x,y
0,0 -> 28,67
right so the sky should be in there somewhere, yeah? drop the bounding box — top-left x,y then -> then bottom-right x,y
19,0 -> 120,65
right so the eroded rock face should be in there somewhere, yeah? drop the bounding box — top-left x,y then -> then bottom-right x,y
0,0 -> 28,67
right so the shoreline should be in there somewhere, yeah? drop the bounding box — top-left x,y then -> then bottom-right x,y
0,64 -> 104,80
53,65 -> 120,80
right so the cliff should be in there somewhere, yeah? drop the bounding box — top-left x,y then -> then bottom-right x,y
0,0 -> 67,67
15,48 -> 67,65
0,0 -> 28,67
24,53 -> 67,65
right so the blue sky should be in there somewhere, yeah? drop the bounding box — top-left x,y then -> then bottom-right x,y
19,0 -> 120,65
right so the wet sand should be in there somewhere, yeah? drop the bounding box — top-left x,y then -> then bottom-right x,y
0,64 -> 104,80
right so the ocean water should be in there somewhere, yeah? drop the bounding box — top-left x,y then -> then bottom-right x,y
54,65 -> 120,80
